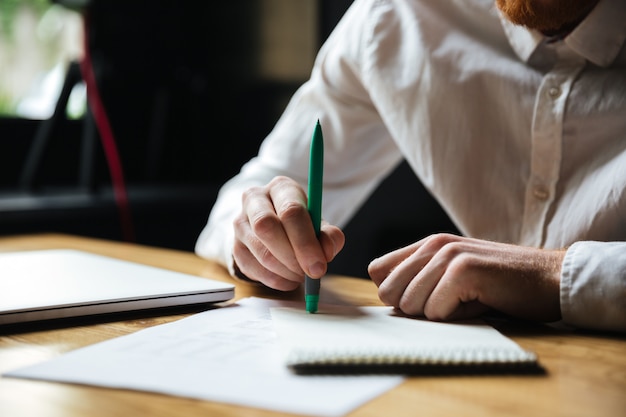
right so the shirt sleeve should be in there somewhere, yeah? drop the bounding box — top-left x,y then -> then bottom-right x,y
560,241 -> 626,332
195,0 -> 403,271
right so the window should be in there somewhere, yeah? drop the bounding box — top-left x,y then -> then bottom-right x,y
0,0 -> 83,119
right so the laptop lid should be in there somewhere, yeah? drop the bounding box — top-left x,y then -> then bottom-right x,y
0,249 -> 235,325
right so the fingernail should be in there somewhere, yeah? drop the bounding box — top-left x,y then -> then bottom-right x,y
309,262 -> 325,278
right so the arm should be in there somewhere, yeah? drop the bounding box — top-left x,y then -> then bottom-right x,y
368,233 -> 563,322
195,0 -> 403,287
368,234 -> 626,332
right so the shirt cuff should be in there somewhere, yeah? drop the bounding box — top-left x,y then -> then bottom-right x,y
560,241 -> 626,332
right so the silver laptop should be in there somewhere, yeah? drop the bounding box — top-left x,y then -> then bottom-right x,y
0,249 -> 235,325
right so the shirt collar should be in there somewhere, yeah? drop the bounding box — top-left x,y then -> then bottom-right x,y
499,0 -> 626,67
499,14 -> 543,63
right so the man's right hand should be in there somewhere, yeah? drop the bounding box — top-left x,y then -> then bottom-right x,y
232,176 -> 345,291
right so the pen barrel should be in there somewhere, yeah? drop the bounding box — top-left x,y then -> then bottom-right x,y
305,275 -> 321,294
307,121 -> 324,236
305,121 -> 324,313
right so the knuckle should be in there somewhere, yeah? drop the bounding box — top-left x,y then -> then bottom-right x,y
447,251 -> 477,274
377,284 -> 396,306
438,241 -> 465,260
250,212 -> 280,239
268,176 -> 298,193
241,186 -> 263,204
398,297 -> 421,317
269,175 -> 292,186
427,233 -> 460,249
277,201 -> 307,222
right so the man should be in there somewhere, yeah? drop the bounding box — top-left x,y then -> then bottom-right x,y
196,0 -> 626,332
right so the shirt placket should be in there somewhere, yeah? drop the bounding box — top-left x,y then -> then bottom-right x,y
520,43 -> 586,247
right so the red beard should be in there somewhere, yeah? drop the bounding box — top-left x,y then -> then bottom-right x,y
495,0 -> 599,34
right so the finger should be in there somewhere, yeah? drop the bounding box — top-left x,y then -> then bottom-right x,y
394,244 -> 456,316
368,233 -> 461,284
233,238 -> 301,291
319,222 -> 345,262
368,240 -> 423,285
374,246 -> 434,308
422,264 -> 489,321
393,235 -> 469,315
242,184 -> 304,276
233,213 -> 303,283
269,180 -> 327,278
372,234 -> 461,309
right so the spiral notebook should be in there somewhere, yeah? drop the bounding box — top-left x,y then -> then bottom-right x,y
270,305 -> 541,375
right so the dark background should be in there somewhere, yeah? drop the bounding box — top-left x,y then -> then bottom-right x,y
0,0 -> 457,278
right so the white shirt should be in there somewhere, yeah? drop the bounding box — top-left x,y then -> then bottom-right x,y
196,0 -> 626,332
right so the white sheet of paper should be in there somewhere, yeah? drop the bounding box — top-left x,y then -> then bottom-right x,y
4,297 -> 403,417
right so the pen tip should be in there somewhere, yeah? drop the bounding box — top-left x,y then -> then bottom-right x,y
305,295 -> 319,313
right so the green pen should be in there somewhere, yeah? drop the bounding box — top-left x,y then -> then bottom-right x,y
305,120 -> 324,313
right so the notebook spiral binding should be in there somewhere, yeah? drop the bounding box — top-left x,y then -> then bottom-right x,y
286,346 -> 542,376
288,345 -> 537,366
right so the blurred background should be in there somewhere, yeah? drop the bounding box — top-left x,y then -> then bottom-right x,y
0,0 -> 457,278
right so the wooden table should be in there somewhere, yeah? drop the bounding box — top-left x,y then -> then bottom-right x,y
0,234 -> 624,417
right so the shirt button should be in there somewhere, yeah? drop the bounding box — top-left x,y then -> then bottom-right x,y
548,86 -> 561,99
533,187 -> 549,201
